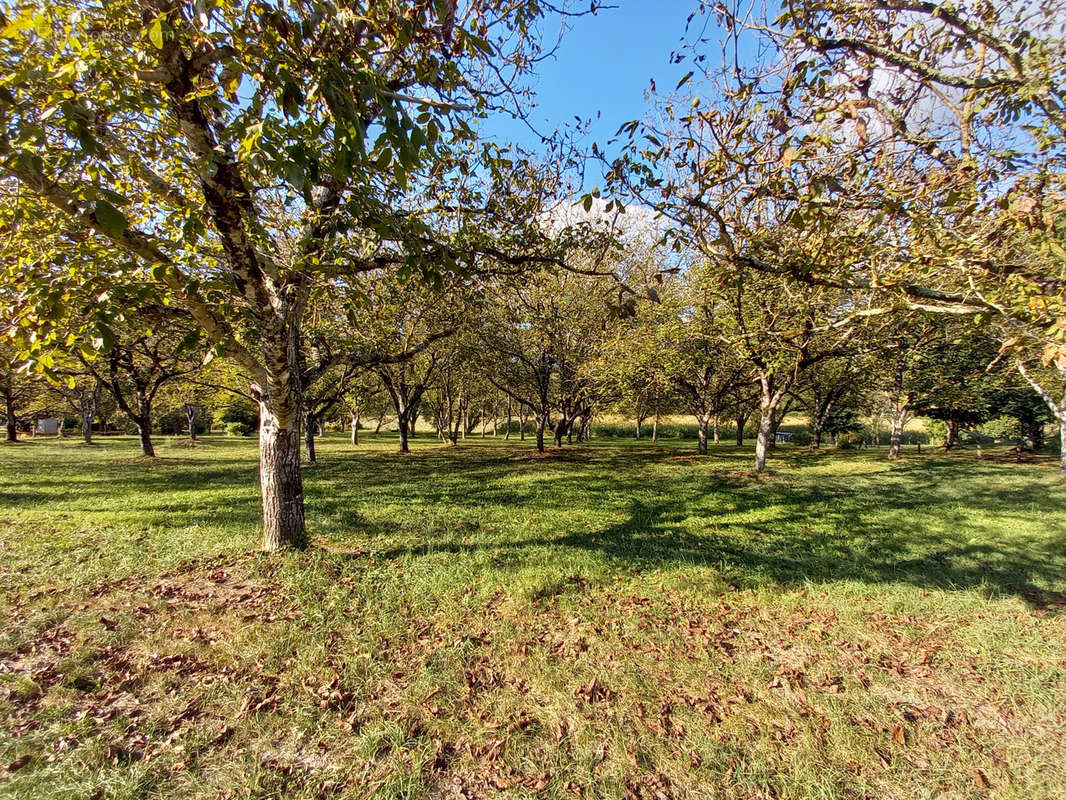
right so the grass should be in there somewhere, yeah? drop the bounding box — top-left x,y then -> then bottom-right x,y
1,432 -> 1065,800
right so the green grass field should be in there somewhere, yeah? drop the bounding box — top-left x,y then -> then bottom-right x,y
1,434 -> 1064,799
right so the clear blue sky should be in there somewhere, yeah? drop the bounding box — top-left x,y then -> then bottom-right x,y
483,2 -> 712,156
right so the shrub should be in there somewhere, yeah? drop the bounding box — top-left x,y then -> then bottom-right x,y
790,430 -> 812,446
836,431 -> 865,449
224,420 -> 254,437
218,404 -> 259,430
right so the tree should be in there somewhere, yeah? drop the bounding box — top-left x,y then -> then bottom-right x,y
1016,360 -> 1066,476
705,1 -> 1066,468
1,0 -> 591,548
478,266 -> 615,452
38,361 -> 103,445
78,309 -> 203,457
652,273 -> 752,454
0,342 -> 36,442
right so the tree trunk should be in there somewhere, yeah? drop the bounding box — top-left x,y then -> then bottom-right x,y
712,414 -> 720,444
304,411 -> 317,463
554,417 -> 567,448
408,401 -> 419,439
374,416 -> 384,434
536,413 -> 547,453
652,411 -> 659,442
888,408 -> 909,460
754,381 -> 785,473
259,399 -> 305,552
505,399 -> 512,440
697,416 -> 708,455
81,410 -> 93,445
399,412 -> 410,453
735,413 -> 747,446
754,411 -> 775,472
138,419 -> 155,457
350,412 -> 360,446
4,393 -> 17,442
1060,417 -> 1066,477
944,419 -> 960,449
812,421 -> 824,450
185,404 -> 199,441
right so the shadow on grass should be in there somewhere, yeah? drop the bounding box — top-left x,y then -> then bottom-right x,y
319,449 -> 1066,611
4,436 -> 1065,609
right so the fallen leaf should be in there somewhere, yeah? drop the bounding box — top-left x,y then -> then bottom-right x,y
891,724 -> 907,745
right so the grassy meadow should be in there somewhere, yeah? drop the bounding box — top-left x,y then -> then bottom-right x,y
1,433 -> 1064,799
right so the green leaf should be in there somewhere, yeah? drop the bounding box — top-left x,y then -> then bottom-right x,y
94,200 -> 127,238
175,329 -> 202,355
91,322 -> 115,353
148,18 -> 163,49
676,71 -> 694,90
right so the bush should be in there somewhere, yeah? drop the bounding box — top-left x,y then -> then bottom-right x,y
224,420 -> 254,437
923,419 -> 947,446
836,431 -> 865,449
218,404 -> 259,430
790,430 -> 812,446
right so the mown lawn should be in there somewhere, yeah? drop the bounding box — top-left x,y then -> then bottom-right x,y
1,433 -> 1064,800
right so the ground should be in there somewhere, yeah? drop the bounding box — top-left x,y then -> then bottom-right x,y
0,433 -> 1064,800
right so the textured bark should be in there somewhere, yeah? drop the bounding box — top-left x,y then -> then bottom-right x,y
71,384 -> 100,445
888,406 -> 911,460
1060,418 -> 1066,477
535,413 -> 547,453
755,377 -> 788,472
138,419 -> 156,457
754,411 -> 775,472
652,411 -> 659,442
735,412 -> 748,446
350,412 -> 360,446
712,415 -> 720,444
697,416 -> 708,455
259,400 -> 305,552
944,419 -> 960,449
184,403 -> 199,441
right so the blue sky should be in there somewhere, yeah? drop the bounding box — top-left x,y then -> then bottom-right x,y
483,2 -> 709,155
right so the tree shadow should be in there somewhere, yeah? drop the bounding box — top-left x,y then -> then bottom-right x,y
5,437 -> 1064,610
329,453 -> 1066,611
